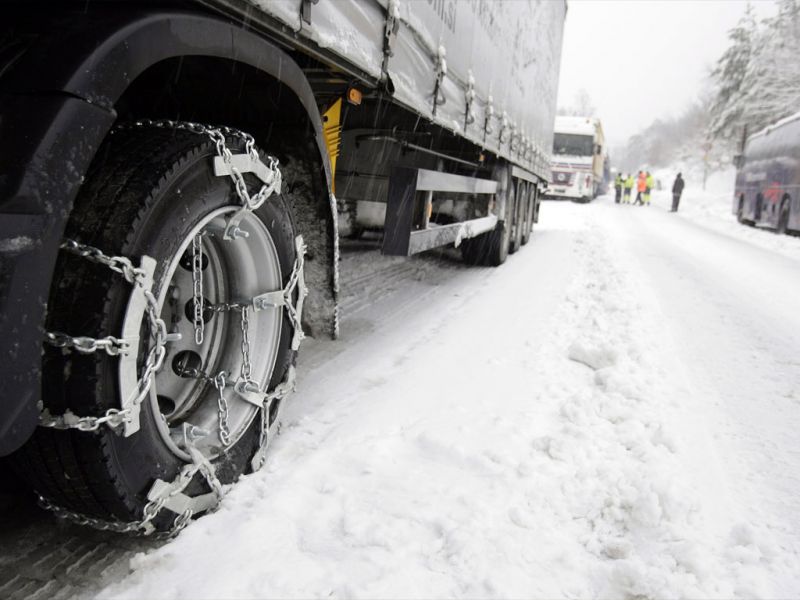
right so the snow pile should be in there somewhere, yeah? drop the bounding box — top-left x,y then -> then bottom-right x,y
526,219 -> 760,598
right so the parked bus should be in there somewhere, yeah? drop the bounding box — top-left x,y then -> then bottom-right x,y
734,112 -> 800,234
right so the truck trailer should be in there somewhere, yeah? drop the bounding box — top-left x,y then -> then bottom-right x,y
0,0 -> 566,534
545,115 -> 605,202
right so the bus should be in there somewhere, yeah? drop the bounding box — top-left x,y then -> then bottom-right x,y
734,112 -> 800,234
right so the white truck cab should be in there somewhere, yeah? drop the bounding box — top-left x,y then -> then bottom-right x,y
545,116 -> 605,202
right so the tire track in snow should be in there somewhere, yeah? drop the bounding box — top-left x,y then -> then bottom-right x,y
605,198 -> 800,597
509,204 -> 797,598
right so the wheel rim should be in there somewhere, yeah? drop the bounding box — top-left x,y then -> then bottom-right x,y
145,206 -> 283,462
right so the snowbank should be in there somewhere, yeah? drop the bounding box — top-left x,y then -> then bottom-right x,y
651,166 -> 800,261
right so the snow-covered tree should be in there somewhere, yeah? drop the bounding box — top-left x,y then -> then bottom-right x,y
707,4 -> 757,143
736,0 -> 800,135
709,0 -> 800,146
614,100 -> 713,174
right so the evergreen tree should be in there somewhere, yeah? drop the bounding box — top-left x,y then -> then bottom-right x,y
737,0 -> 800,135
708,3 -> 757,143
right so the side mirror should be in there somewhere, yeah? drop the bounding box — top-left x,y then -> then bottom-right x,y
595,144 -> 602,155
733,154 -> 743,168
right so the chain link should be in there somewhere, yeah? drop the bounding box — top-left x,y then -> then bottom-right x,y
39,407 -> 132,433
118,119 -> 281,212
214,372 -> 232,447
275,235 -> 309,352
60,238 -> 146,284
207,302 -> 247,313
37,495 -> 144,534
251,365 -> 297,472
37,439 -> 224,538
251,236 -> 307,472
39,486 -> 190,539
192,233 -> 205,345
44,331 -> 131,356
40,240 -> 167,433
240,305 -> 253,384
283,240 -> 308,350
257,395 -> 270,463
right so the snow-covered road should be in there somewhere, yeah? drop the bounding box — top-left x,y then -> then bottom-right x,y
3,190 -> 800,599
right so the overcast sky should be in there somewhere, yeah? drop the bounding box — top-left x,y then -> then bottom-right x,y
557,0 -> 776,147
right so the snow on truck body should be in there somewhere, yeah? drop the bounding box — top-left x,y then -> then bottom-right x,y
545,116 -> 606,202
733,111 -> 800,234
0,2 -> 566,532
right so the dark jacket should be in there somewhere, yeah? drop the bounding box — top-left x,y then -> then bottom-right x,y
672,175 -> 685,195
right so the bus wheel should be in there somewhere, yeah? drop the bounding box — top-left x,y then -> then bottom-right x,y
12,125 -> 298,532
736,196 -> 753,226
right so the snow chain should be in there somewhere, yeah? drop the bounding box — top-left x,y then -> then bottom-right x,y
36,119 -> 307,536
41,239 -> 167,432
37,440 -> 225,538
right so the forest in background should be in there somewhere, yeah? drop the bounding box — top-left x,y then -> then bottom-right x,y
611,0 -> 800,176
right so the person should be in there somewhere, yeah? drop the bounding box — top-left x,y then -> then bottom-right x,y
671,173 -> 684,212
614,172 -> 623,203
623,173 -> 634,203
634,171 -> 646,205
644,171 -> 654,206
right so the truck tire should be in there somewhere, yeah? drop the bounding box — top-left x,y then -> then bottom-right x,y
10,126 -> 298,529
508,181 -> 523,254
521,183 -> 533,246
460,221 -> 509,266
461,166 -> 511,267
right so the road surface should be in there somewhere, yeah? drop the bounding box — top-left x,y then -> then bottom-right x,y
1,191 -> 799,598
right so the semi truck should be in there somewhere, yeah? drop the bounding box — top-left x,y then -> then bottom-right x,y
544,115 -> 606,202
0,0 -> 566,534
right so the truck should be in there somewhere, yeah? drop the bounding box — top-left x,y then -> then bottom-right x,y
0,0 -> 566,534
544,115 -> 606,202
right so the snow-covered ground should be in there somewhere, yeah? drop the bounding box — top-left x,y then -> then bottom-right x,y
652,167 -> 800,261
86,184 -> 800,599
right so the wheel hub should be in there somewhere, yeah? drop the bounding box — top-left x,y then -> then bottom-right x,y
148,206 -> 283,461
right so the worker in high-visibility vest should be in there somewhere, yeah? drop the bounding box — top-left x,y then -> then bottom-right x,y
644,172 -> 655,206
623,174 -> 634,204
634,171 -> 647,205
614,173 -> 623,203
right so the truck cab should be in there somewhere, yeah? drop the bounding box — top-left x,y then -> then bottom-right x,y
544,116 -> 605,202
